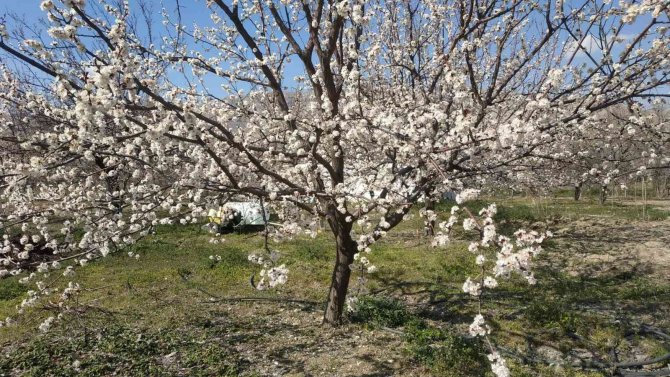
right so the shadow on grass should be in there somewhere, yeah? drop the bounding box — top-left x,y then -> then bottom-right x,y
363,247 -> 669,376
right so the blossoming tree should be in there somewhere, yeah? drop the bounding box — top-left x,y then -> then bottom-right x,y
494,103 -> 669,202
1,0 -> 669,373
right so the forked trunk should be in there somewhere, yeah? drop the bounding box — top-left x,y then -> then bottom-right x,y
323,214 -> 357,325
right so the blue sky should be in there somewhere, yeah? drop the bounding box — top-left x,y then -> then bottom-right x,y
2,0 -> 662,62
2,1 -> 43,21
1,0 -> 271,96
3,0 -> 214,27
1,1 -> 667,98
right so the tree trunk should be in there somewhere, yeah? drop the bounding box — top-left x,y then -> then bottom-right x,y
599,184 -> 608,205
323,210 -> 357,325
574,183 -> 582,201
107,174 -> 123,214
95,156 -> 123,214
424,190 -> 436,236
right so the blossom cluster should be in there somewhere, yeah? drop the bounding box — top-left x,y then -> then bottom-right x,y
460,202 -> 549,377
248,251 -> 288,290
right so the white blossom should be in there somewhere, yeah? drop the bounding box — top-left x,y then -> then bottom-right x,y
456,189 -> 480,204
488,352 -> 510,377
38,316 -> 56,332
469,314 -> 490,337
462,278 -> 481,296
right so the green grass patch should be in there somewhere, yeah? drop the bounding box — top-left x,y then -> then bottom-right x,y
348,296 -> 415,328
495,197 -> 668,221
403,321 -> 491,377
0,322 -> 243,377
0,278 -> 26,301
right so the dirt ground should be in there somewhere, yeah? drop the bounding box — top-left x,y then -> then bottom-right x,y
555,202 -> 670,284
194,304 -> 416,377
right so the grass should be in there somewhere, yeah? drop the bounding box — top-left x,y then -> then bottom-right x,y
403,320 -> 491,377
0,197 -> 669,376
0,321 -> 244,376
493,196 -> 668,221
0,279 -> 26,301
349,296 -> 415,329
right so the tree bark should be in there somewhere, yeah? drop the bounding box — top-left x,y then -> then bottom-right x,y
599,184 -> 608,205
95,156 -> 123,214
574,183 -> 582,201
424,194 -> 436,236
323,210 -> 357,325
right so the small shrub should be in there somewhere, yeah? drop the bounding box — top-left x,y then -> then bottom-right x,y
348,296 -> 414,328
404,321 -> 491,377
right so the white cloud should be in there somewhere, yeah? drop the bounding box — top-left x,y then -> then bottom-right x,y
566,34 -> 602,58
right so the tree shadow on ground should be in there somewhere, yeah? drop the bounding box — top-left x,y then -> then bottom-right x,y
366,238 -> 669,376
